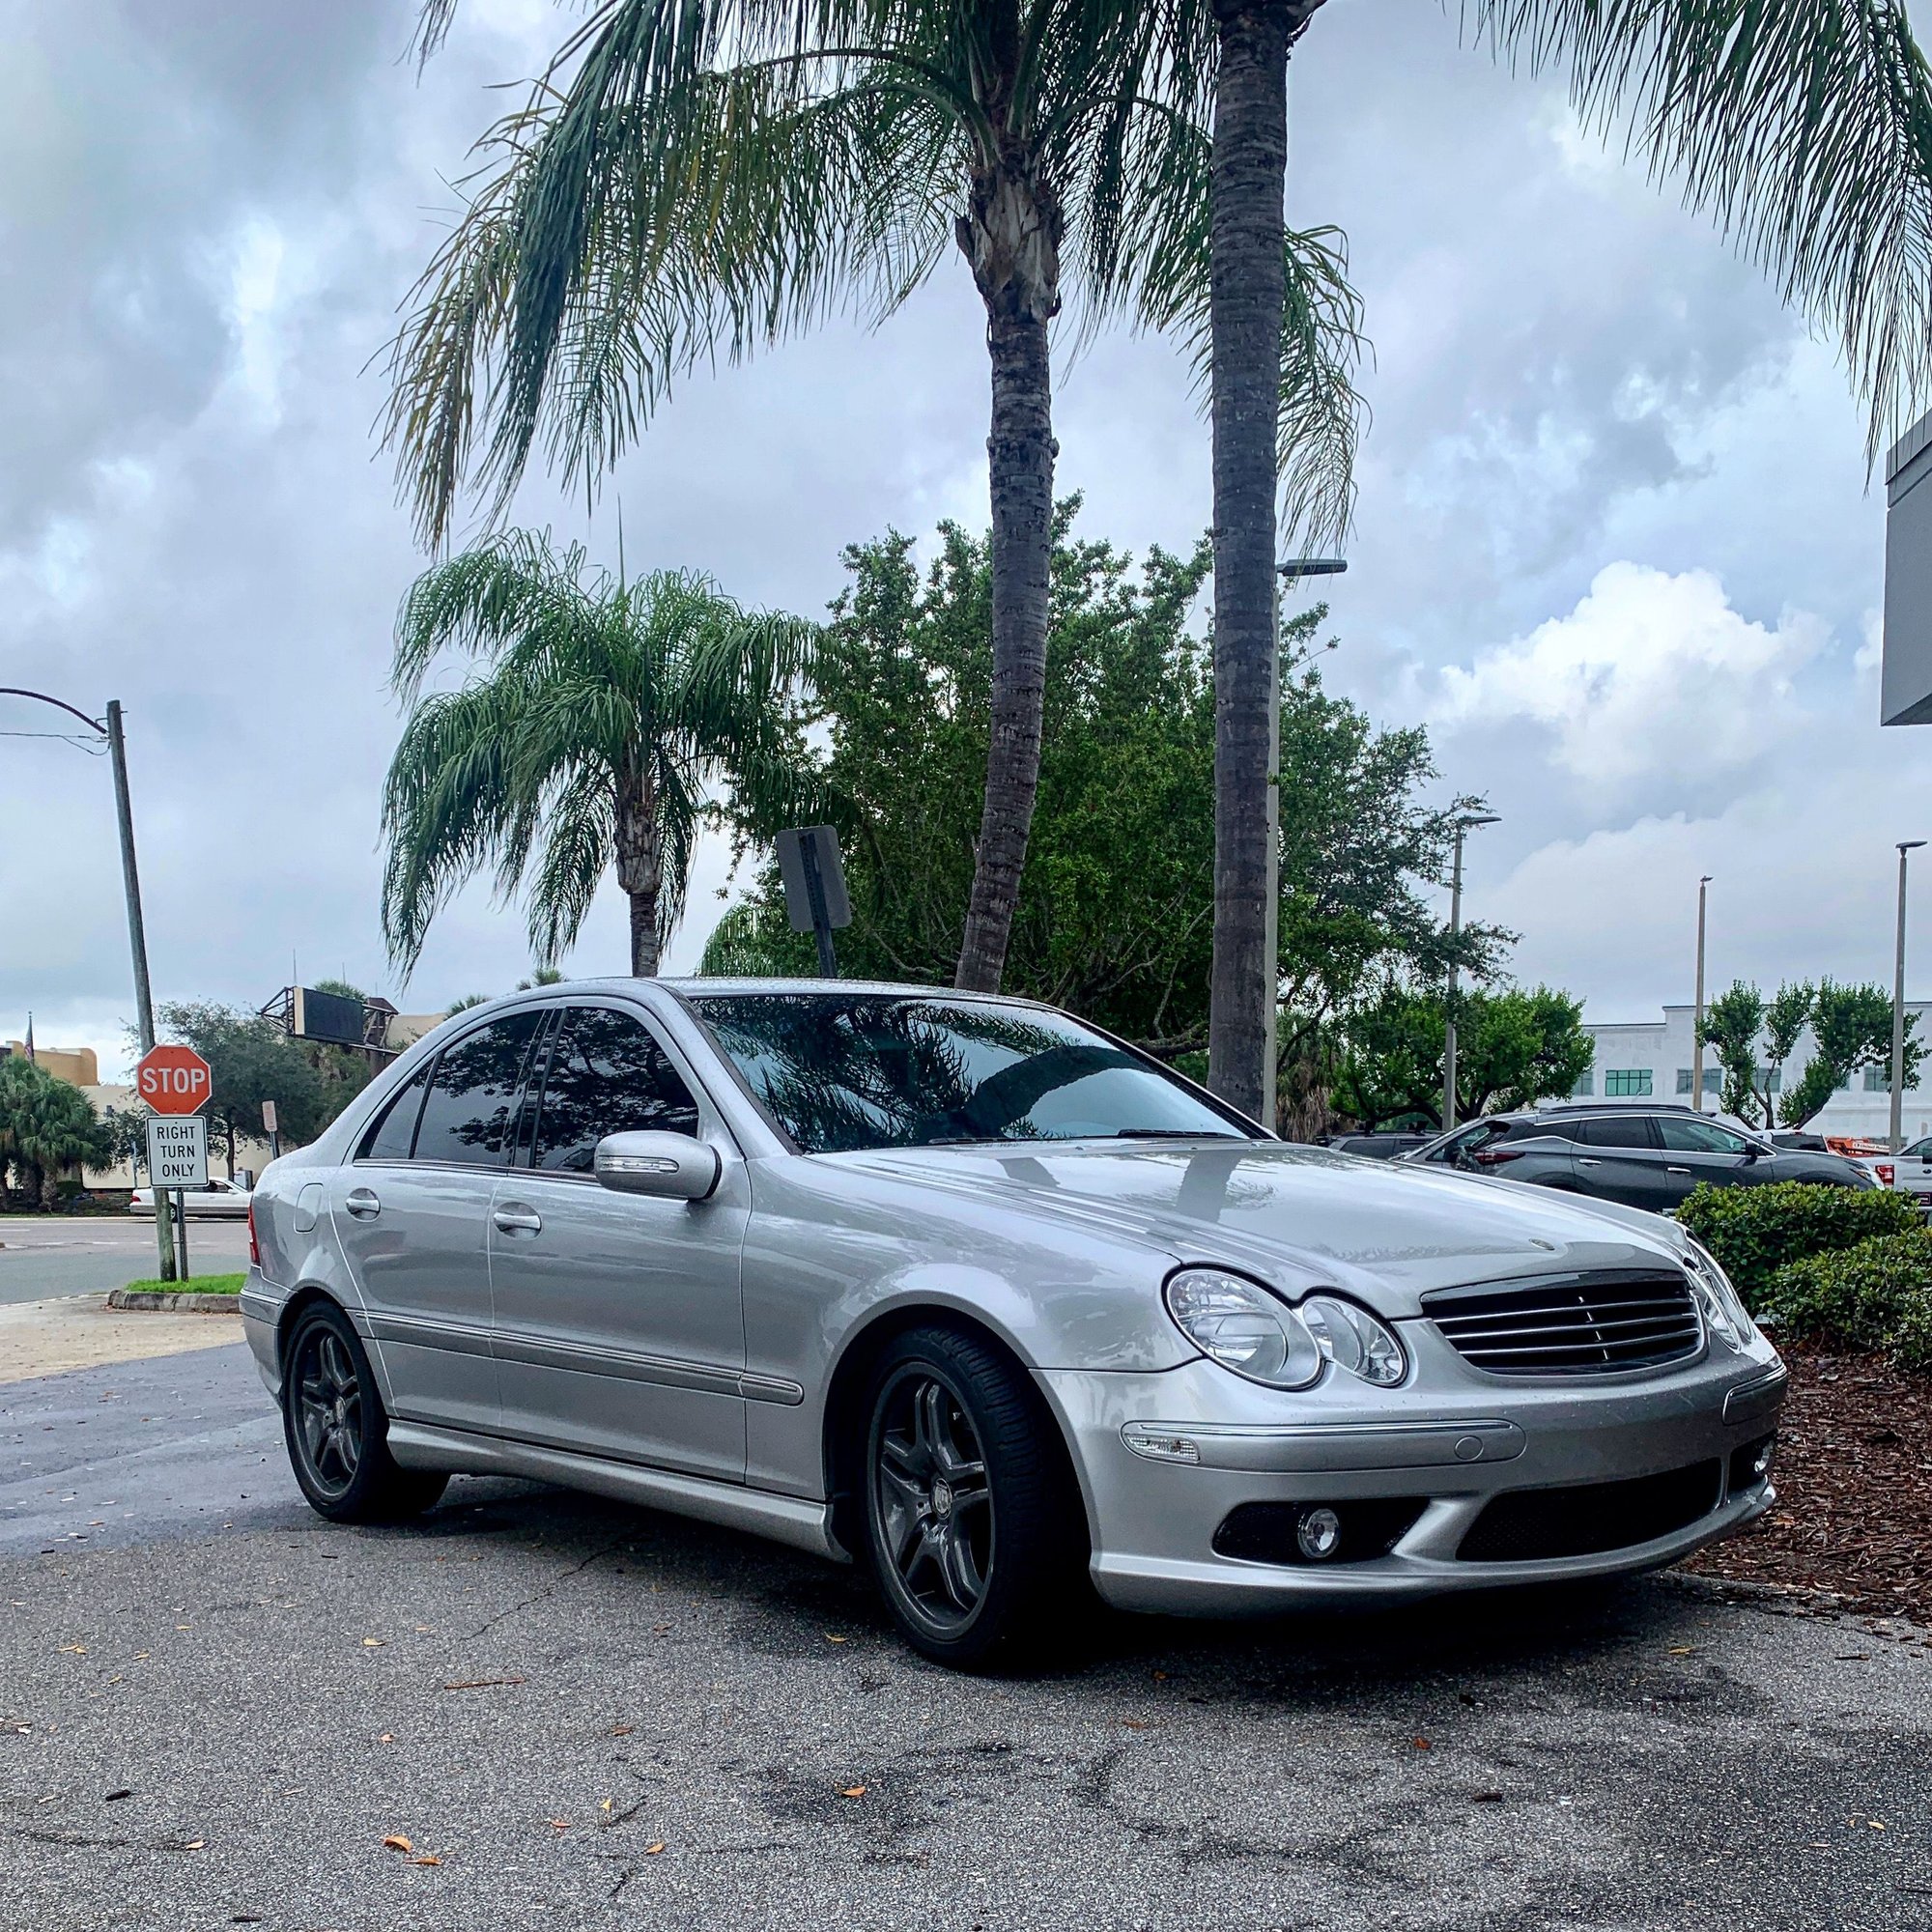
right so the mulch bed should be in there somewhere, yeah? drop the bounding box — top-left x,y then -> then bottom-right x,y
1684,1341 -> 1932,1626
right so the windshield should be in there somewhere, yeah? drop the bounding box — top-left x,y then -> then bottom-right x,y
688,992 -> 1254,1153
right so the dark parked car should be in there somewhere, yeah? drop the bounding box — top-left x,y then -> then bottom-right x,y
1318,1131 -> 1436,1160
1400,1105 -> 1876,1213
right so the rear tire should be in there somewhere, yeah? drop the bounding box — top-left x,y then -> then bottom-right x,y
861,1325 -> 1088,1670
281,1301 -> 447,1524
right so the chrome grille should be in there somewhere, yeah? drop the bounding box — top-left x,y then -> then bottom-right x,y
1423,1268 -> 1702,1376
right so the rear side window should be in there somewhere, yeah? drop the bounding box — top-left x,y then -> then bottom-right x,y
412,1011 -> 547,1168
1506,1118 -> 1576,1143
1658,1117 -> 1750,1154
1578,1115 -> 1658,1150
357,1065 -> 431,1162
529,1007 -> 701,1173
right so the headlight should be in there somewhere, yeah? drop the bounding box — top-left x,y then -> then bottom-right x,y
1300,1294 -> 1407,1386
1165,1267 -> 1322,1389
1683,1241 -> 1755,1349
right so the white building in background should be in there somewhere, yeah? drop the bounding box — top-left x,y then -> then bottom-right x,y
1575,1004 -> 1932,1143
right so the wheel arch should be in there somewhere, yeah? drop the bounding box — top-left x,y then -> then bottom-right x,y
819,1303 -> 1094,1563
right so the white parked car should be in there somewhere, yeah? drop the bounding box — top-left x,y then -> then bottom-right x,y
1886,1137 -> 1932,1210
129,1176 -> 253,1219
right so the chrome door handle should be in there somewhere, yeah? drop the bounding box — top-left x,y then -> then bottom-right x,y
1577,1157 -> 1603,1167
1665,1166 -> 1691,1176
344,1187 -> 382,1219
493,1203 -> 543,1236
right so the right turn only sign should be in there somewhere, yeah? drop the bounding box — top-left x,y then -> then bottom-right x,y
146,1116 -> 208,1189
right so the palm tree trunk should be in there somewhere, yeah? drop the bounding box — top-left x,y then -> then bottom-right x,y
954,152 -> 1061,995
1207,0 -> 1294,1122
614,762 -> 664,976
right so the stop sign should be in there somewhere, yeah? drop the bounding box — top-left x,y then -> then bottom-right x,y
136,1044 -> 212,1116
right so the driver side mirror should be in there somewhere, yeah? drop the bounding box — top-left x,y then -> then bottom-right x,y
594,1130 -> 722,1202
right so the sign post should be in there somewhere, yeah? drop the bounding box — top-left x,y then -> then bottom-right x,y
775,826 -> 852,977
136,1044 -> 212,1285
262,1098 -> 280,1161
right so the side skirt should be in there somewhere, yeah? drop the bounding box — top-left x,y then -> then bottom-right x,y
384,1420 -> 844,1562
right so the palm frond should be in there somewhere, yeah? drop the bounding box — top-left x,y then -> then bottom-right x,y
1470,0 -> 1932,457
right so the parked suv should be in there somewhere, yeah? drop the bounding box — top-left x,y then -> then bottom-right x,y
1402,1105 -> 1876,1213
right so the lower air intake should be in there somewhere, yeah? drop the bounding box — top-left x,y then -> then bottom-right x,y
1458,1460 -> 1722,1563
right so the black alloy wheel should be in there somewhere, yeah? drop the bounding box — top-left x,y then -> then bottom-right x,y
280,1301 -> 447,1524
870,1364 -> 994,1635
861,1326 -> 1089,1668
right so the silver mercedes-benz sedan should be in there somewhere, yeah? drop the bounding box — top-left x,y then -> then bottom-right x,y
242,979 -> 1786,1667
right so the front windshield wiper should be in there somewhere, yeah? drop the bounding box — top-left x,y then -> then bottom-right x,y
1110,1127 -> 1245,1141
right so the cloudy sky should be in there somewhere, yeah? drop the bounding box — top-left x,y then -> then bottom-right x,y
2,0 -> 1923,1081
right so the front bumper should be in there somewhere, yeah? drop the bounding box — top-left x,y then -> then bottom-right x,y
1038,1322 -> 1787,1616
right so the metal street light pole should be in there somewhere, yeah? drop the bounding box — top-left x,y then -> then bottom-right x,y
1892,840 -> 1925,1152
0,689 -> 175,1279
1691,875 -> 1713,1114
1269,557 -> 1347,1130
1442,810 -> 1501,1133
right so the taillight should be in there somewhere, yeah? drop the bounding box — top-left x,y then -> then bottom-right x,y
1875,1163 -> 1896,1187
247,1198 -> 261,1269
1469,1147 -> 1523,1168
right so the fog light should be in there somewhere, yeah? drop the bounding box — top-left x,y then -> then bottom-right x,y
1296,1506 -> 1343,1560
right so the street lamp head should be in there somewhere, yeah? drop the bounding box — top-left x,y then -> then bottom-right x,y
1699,873 -> 1713,885
1902,840 -> 1928,855
1278,557 -> 1348,581
1456,811 -> 1501,830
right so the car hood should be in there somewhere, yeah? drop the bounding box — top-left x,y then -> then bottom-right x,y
823,1139 -> 1690,1319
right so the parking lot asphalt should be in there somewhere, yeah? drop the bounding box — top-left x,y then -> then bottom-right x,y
4,1340 -> 1931,1932
0,1218 -> 252,1306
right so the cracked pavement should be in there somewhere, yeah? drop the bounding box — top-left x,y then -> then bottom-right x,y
4,1341 -> 1931,1930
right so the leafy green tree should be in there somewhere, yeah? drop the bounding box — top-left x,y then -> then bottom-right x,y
383,530 -> 816,979
1782,979 -> 1923,1127
156,1002 -> 337,1175
1201,0 -> 1932,1119
1698,981 -> 1769,1124
1333,984 -> 1590,1133
396,0 -> 1362,997
702,503 -> 1502,1065
0,1056 -> 115,1210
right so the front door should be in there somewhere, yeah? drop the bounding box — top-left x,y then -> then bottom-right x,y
489,1001 -> 749,1482
330,1009 -> 547,1434
1655,1114 -> 1761,1207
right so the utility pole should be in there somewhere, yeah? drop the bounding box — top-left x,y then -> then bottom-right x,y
1893,841 -> 1925,1152
106,701 -> 177,1281
2,690 -> 173,1278
1691,875 -> 1712,1114
1442,811 -> 1500,1133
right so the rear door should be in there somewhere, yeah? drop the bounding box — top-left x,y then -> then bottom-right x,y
331,1009 -> 546,1435
1572,1113 -> 1672,1210
488,1000 -> 751,1481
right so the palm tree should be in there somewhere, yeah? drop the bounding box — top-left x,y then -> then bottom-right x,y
0,1056 -> 113,1210
1203,0 -> 1932,1120
383,529 -> 816,978
392,0 -> 1362,992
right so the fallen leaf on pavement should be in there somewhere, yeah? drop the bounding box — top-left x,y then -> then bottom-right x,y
362,1638 -> 385,1650
382,1835 -> 412,1854
645,1842 -> 666,1856
600,1799 -> 613,1813
1666,1646 -> 1696,1656
825,1634 -> 848,1644
1121,1720 -> 1150,1731
440,1676 -> 526,1691
549,1819 -> 571,1832
1412,1738 -> 1432,1750
378,1733 -> 394,1744
412,1855 -> 441,1866
840,1785 -> 867,1800
610,1725 -> 634,1737
103,1789 -> 132,1803
58,1644 -> 86,1655
183,1839 -> 205,1852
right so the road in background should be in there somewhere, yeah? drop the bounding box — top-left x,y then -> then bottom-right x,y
3,1342 -> 1930,1930
0,1216 -> 250,1305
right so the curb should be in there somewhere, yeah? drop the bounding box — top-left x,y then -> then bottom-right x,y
105,1290 -> 243,1315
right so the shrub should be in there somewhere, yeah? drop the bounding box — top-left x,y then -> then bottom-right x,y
1762,1232 -> 1932,1371
1673,1181 -> 1919,1307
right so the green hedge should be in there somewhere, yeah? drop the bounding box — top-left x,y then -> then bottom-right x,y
1673,1181 -> 1919,1308
1762,1233 -> 1932,1372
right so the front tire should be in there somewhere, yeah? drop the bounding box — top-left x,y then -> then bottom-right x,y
861,1326 -> 1087,1669
281,1301 -> 446,1523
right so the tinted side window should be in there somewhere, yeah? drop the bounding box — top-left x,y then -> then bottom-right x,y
531,1008 -> 701,1173
358,1065 -> 431,1161
1508,1119 -> 1577,1143
1579,1115 -> 1658,1150
412,1012 -> 546,1168
1658,1117 -> 1749,1154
